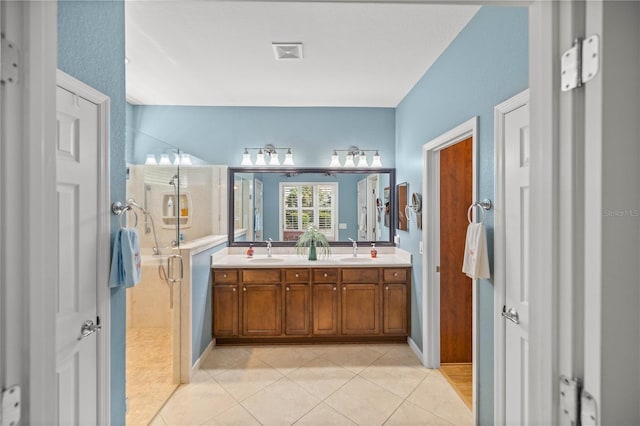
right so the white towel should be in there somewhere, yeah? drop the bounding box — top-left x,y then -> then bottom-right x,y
462,222 -> 490,279
109,228 -> 142,288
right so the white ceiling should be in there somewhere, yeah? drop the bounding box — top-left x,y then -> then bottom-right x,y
125,1 -> 479,107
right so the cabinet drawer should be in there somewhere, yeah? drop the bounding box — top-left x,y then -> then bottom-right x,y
342,268 -> 379,283
313,269 -> 338,282
383,268 -> 407,282
285,269 -> 309,282
242,269 -> 281,283
213,269 -> 238,284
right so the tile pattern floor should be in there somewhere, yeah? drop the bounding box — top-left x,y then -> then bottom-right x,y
150,344 -> 471,426
126,327 -> 178,426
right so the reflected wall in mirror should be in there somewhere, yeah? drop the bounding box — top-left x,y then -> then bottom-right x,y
397,182 -> 408,231
229,167 -> 396,245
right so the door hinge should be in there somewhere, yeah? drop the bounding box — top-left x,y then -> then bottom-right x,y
561,35 -> 599,92
560,375 -> 598,426
0,34 -> 20,86
1,385 -> 21,426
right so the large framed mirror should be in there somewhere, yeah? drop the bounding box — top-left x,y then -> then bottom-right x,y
228,167 -> 396,246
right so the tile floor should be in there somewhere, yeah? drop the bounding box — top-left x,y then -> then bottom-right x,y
126,327 -> 178,426
150,344 -> 471,426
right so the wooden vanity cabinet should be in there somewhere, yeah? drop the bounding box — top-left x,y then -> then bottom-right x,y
340,268 -> 380,335
212,270 -> 240,337
312,269 -> 339,335
211,265 -> 411,343
284,269 -> 311,336
382,268 -> 409,335
241,269 -> 282,336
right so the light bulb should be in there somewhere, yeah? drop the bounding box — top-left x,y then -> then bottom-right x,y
144,154 -> 157,165
269,151 -> 280,166
283,149 -> 294,166
357,152 -> 369,167
173,154 -> 181,166
158,154 -> 171,165
329,151 -> 341,167
371,151 -> 382,167
255,150 -> 266,166
241,149 -> 252,166
344,154 -> 355,167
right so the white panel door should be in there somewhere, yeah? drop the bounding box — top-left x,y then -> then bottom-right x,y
55,86 -> 100,425
357,178 -> 367,240
254,178 -> 263,241
504,103 -> 530,425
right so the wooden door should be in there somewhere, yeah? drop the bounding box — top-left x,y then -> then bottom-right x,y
242,284 -> 282,336
284,284 -> 310,335
312,283 -> 339,335
213,285 -> 239,337
439,137 -> 473,363
341,284 -> 380,335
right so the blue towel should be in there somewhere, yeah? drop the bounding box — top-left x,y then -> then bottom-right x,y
109,228 -> 142,288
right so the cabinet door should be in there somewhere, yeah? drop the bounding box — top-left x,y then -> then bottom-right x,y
383,283 -> 408,335
284,284 -> 310,335
341,283 -> 380,335
242,284 -> 282,336
313,283 -> 339,335
213,285 -> 239,337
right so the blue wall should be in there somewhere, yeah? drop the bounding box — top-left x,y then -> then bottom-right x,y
191,244 -> 228,364
128,106 -> 396,167
395,7 -> 528,424
58,1 -> 127,423
259,173 -> 363,241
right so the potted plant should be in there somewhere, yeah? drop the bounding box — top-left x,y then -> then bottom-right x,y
295,225 -> 331,260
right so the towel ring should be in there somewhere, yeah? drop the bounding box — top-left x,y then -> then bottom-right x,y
119,207 -> 138,229
467,199 -> 492,224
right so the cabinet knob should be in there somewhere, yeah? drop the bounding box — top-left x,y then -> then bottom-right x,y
295,273 -> 299,278
385,286 -> 389,290
232,288 -> 236,292
286,286 -> 290,291
243,287 -> 247,292
393,272 -> 398,277
333,286 -> 337,291
342,286 -> 346,291
223,273 -> 228,278
323,273 -> 328,278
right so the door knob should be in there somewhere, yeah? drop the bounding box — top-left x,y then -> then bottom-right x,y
78,319 -> 101,341
501,306 -> 520,324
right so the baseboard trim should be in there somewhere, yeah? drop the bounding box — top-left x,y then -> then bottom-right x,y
407,337 -> 424,365
191,338 -> 215,380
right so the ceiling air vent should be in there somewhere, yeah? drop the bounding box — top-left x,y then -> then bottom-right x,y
272,42 -> 303,60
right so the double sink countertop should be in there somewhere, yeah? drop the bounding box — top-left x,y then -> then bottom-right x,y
211,246 -> 412,268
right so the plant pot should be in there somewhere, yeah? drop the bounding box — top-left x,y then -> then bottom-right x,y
308,241 -> 317,261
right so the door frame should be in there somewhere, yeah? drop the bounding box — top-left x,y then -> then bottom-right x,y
493,89 -> 529,425
56,70 -> 111,424
422,116 -> 478,423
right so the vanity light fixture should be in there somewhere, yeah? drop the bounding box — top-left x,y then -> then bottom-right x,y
158,154 -> 172,165
240,144 -> 294,166
145,154 -> 158,165
329,146 -> 382,168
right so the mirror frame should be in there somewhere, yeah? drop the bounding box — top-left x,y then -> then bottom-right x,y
228,167 -> 396,247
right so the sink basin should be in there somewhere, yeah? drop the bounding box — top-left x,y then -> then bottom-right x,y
248,257 -> 285,263
340,257 -> 374,263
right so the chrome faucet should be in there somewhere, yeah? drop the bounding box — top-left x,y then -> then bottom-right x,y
266,238 -> 273,257
348,237 -> 357,257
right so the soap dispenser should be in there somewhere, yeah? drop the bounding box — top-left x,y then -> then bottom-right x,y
246,244 -> 254,258
370,243 -> 377,258
166,196 -> 174,217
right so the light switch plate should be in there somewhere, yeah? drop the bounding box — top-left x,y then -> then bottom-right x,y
394,235 -> 400,244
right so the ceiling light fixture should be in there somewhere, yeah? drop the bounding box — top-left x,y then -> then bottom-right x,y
272,42 -> 304,60
242,144 -> 293,167
329,146 -> 383,168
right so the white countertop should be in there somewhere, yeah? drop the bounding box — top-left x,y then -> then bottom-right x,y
211,248 -> 412,268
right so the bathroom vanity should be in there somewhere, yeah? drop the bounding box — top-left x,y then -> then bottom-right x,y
211,251 -> 411,344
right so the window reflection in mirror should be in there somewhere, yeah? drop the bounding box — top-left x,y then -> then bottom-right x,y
229,168 -> 396,245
